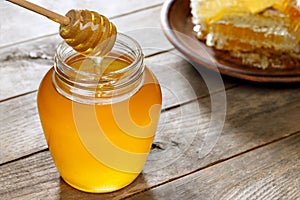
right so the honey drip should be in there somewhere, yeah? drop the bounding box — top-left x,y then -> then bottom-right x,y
59,9 -> 117,57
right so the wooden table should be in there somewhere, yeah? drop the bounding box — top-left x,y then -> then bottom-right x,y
0,0 -> 299,199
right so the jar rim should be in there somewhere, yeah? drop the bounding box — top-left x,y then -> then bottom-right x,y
55,32 -> 143,78
53,32 -> 145,104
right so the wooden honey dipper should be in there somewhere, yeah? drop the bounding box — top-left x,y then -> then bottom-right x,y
6,0 -> 117,57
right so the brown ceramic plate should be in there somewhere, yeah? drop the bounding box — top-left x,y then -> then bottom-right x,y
160,0 -> 300,82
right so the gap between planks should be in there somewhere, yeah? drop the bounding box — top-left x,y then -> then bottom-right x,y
109,3 -> 163,20
0,90 -> 37,103
0,148 -> 48,167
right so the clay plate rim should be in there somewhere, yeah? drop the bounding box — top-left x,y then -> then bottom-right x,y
160,0 -> 300,83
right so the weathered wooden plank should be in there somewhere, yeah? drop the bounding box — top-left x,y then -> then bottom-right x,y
146,50 -> 232,109
0,6 -> 173,102
0,36 -> 59,101
1,83 -> 300,199
0,92 -> 47,165
112,6 -> 173,57
128,133 -> 300,200
136,83 -> 300,189
0,0 -> 164,47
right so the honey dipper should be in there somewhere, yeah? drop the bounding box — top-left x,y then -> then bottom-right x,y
6,0 -> 117,57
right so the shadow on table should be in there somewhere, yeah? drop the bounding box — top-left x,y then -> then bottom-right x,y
58,172 -> 154,200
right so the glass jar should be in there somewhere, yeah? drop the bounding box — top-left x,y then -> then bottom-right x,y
37,33 -> 162,193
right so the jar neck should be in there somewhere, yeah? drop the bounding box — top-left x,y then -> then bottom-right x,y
53,33 -> 145,104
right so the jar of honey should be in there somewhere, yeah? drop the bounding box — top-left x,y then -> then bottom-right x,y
37,33 -> 162,193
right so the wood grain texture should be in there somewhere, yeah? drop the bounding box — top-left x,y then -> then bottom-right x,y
1,82 -> 300,199
0,0 -> 164,47
0,6 -> 171,101
0,93 -> 46,164
112,6 -> 174,56
0,36 -> 58,101
128,133 -> 300,200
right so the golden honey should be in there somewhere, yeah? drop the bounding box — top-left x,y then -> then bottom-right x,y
37,34 -> 162,193
59,9 -> 117,57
